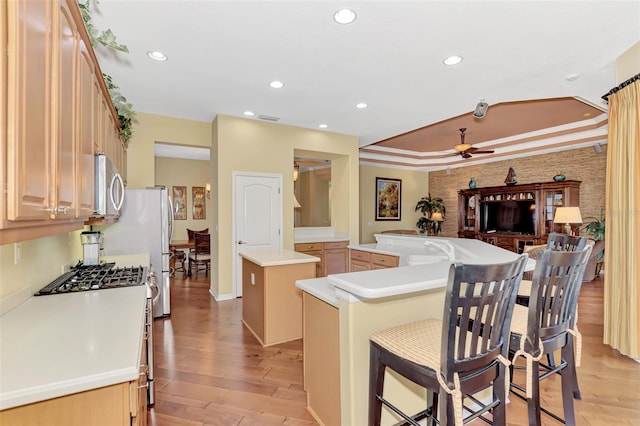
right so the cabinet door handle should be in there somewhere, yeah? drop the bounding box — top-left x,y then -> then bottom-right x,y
46,206 -> 69,215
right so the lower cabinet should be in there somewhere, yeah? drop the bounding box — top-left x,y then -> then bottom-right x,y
0,381 -> 146,426
302,291 -> 341,426
350,249 -> 399,271
241,258 -> 316,346
295,241 -> 348,277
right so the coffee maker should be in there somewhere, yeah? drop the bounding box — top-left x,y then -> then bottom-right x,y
80,231 -> 102,265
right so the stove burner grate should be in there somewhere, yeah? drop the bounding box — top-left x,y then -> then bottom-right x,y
36,263 -> 147,296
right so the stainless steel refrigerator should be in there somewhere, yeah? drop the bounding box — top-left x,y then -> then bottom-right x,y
100,186 -> 174,318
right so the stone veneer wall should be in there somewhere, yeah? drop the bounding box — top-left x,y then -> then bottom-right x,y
429,146 -> 607,238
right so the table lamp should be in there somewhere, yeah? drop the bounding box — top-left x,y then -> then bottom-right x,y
431,212 -> 444,236
553,207 -> 582,235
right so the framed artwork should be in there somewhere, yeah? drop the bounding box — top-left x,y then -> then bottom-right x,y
375,177 -> 401,221
172,186 -> 187,220
192,186 -> 206,220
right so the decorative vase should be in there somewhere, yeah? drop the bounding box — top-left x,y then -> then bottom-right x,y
553,173 -> 566,182
468,177 -> 477,189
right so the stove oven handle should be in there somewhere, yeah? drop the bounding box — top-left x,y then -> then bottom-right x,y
148,277 -> 160,304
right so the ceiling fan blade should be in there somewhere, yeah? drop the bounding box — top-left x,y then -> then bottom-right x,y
472,150 -> 495,154
462,152 -> 472,159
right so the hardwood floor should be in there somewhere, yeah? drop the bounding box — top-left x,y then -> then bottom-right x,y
150,274 -> 640,425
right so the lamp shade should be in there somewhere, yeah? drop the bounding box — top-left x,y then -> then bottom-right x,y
293,194 -> 302,208
431,212 -> 444,221
553,207 -> 582,224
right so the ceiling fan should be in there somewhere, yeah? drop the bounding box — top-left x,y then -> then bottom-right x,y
453,128 -> 495,158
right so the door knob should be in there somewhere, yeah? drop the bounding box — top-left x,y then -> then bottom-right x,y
238,240 -> 247,244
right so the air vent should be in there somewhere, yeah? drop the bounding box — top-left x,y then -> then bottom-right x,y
258,114 -> 280,122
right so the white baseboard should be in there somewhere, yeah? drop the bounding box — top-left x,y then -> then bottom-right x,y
209,288 -> 235,301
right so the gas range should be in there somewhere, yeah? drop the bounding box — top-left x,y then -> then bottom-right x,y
35,262 -> 148,296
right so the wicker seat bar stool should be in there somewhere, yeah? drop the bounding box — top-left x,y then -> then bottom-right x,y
509,245 -> 591,426
369,254 -> 528,426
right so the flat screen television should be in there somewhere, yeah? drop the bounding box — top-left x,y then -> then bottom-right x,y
480,200 -> 536,235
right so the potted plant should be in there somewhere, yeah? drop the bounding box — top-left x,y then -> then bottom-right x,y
581,208 -> 605,258
415,194 -> 446,234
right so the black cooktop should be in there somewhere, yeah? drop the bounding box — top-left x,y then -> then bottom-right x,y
35,262 -> 147,296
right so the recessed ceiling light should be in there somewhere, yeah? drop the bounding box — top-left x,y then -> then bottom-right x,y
565,73 -> 580,81
269,80 -> 284,89
356,102 -> 368,109
147,51 -> 167,61
243,111 -> 255,117
334,8 -> 356,24
318,124 -> 328,129
443,55 -> 463,66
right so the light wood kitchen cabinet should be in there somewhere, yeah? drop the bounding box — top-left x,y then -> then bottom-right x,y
323,241 -> 349,276
295,240 -> 348,277
349,249 -> 399,271
0,0 -> 124,244
0,382 -> 141,425
242,257 -> 316,346
302,292 -> 340,426
77,36 -> 97,217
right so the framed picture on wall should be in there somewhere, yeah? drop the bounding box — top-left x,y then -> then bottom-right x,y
172,186 -> 187,220
375,177 -> 401,221
192,186 -> 206,220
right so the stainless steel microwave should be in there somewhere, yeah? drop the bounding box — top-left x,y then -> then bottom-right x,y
94,154 -> 124,217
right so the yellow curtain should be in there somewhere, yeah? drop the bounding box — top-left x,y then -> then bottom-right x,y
603,79 -> 640,358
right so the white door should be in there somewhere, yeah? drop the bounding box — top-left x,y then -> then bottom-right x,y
233,173 -> 282,297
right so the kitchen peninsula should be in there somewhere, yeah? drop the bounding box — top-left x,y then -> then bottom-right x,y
297,234 -> 533,425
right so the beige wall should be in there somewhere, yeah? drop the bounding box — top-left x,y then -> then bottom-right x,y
429,146 -> 607,238
126,112 -> 212,189
616,41 -> 640,84
0,232 -> 82,303
125,113 -> 359,299
359,165 -> 429,243
155,157 -> 211,241
213,115 -> 360,298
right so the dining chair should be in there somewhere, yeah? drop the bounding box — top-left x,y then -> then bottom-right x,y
509,245 -> 591,426
186,228 -> 209,242
188,232 -> 211,278
173,249 -> 187,277
369,254 -> 528,426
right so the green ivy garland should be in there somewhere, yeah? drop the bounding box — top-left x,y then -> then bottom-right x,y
78,0 -> 135,146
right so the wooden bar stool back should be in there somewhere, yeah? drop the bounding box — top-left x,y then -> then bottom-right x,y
369,254 -> 528,426
508,245 -> 591,426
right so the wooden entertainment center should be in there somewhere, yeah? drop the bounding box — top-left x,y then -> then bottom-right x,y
458,180 -> 581,252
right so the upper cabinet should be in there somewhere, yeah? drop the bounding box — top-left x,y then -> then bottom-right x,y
0,0 -> 124,244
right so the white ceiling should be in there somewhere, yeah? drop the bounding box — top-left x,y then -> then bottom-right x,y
89,1 -> 639,165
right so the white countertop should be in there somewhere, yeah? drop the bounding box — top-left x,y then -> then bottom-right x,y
293,227 -> 349,244
239,249 -> 320,267
300,236 -> 534,302
328,263 -> 452,299
0,286 -> 147,410
295,277 -> 340,307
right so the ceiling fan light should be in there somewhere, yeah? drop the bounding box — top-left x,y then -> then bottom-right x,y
454,143 -> 472,152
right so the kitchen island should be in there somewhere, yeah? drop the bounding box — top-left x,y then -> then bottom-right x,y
240,249 -> 319,347
297,235 -> 532,425
0,285 -> 148,425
